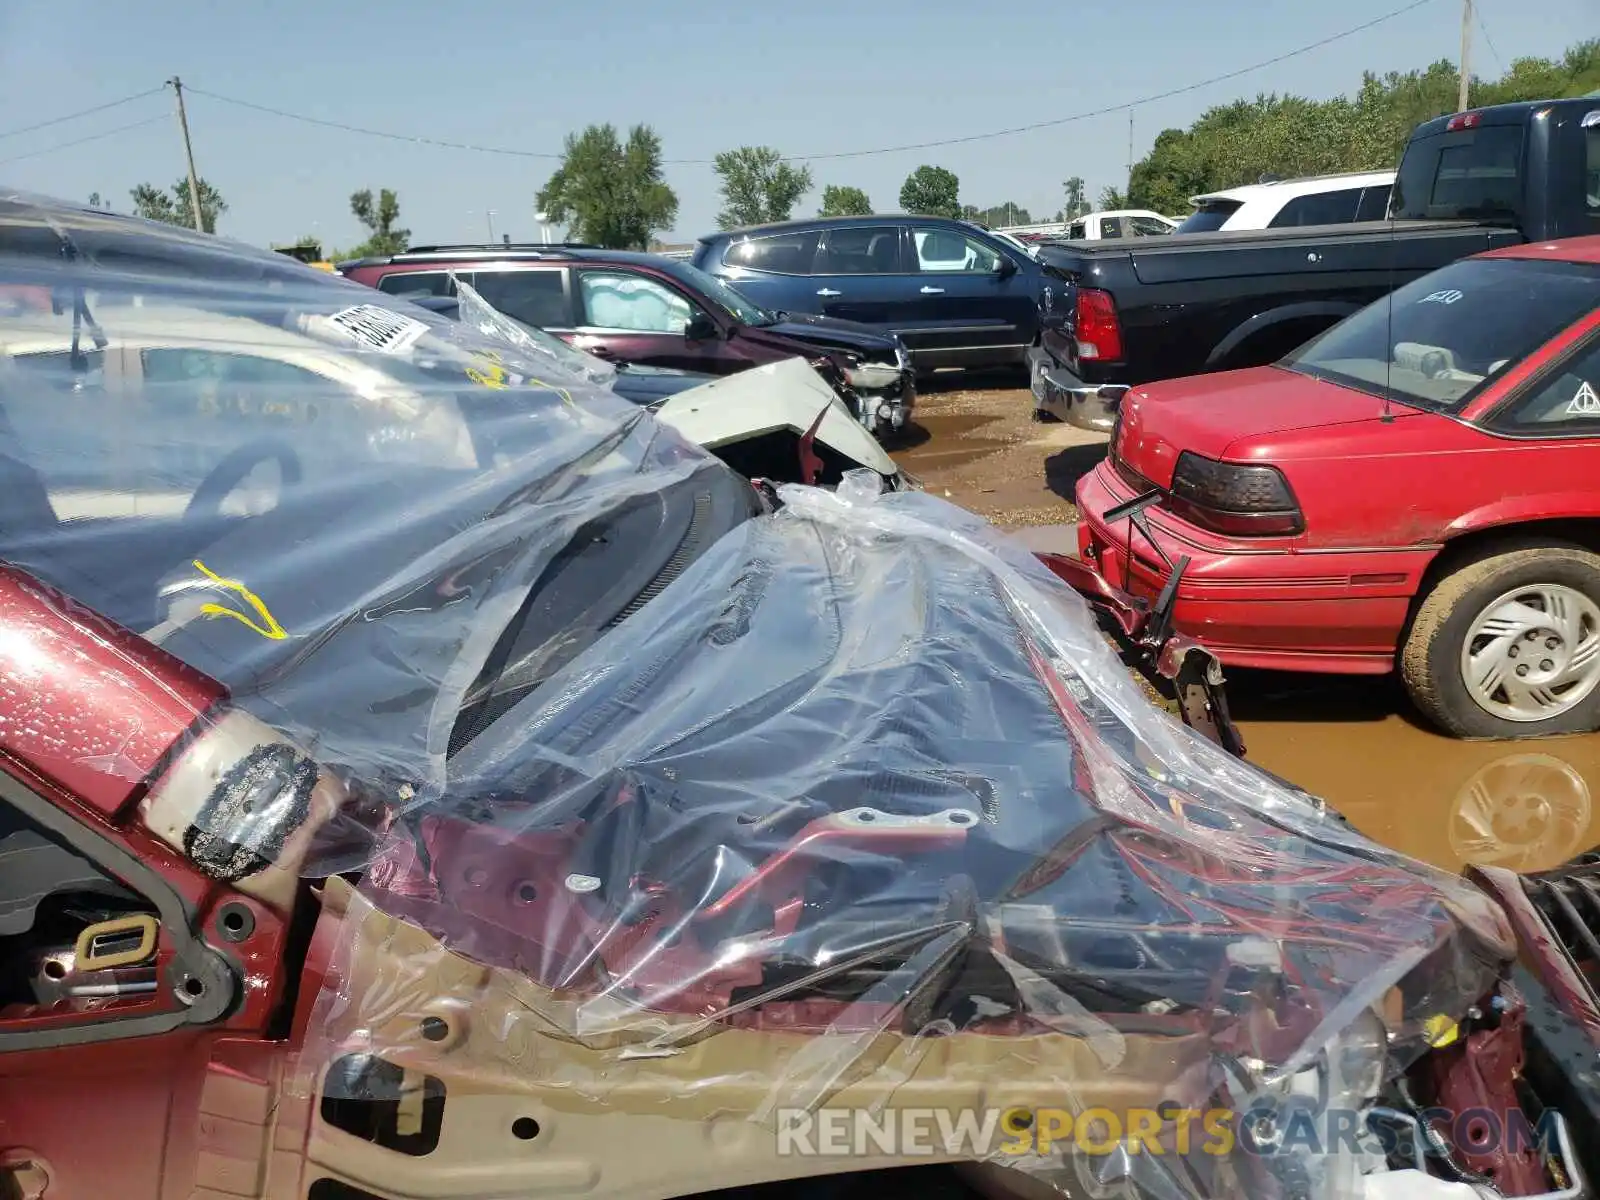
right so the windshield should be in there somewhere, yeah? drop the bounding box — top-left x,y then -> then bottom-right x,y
0,189 -> 737,840
1284,256 -> 1600,411
1174,200 -> 1239,233
1392,123 -> 1526,222
663,259 -> 774,325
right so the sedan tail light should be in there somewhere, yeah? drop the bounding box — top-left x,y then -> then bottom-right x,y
1073,287 -> 1123,363
1168,450 -> 1304,537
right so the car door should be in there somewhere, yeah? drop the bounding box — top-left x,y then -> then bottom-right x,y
0,769 -> 251,1200
570,268 -> 729,373
906,227 -> 1037,367
807,223 -> 915,332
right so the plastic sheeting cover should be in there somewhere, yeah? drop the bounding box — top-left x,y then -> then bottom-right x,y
0,191 -> 1517,1200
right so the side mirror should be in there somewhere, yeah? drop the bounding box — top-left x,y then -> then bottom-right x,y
684,313 -> 718,341
994,256 -> 1018,279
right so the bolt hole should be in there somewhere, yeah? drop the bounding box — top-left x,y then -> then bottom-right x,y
516,883 -> 538,903
512,1117 -> 541,1141
856,811 -> 876,822
420,1016 -> 450,1043
43,959 -> 66,980
222,910 -> 246,932
182,977 -> 206,998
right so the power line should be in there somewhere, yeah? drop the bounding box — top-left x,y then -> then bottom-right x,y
184,0 -> 1439,166
1475,2 -> 1504,71
0,86 -> 166,142
792,0 -> 1440,159
0,115 -> 168,167
183,86 -> 573,161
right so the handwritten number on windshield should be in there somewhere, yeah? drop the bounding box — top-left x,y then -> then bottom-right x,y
191,559 -> 288,640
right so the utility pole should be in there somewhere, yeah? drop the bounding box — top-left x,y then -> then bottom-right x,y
1457,0 -> 1473,113
1127,109 -> 1135,200
486,210 -> 497,242
168,77 -> 205,232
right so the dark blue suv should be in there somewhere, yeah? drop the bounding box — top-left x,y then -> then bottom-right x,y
692,215 -> 1057,378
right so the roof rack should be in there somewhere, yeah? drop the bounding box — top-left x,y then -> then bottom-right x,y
399,242 -> 597,254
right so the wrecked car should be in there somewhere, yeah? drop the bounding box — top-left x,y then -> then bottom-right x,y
431,280 -> 909,492
2,191 -> 1600,1200
339,243 -> 917,439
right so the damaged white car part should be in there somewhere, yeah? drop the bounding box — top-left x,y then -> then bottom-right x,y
450,275 -> 905,490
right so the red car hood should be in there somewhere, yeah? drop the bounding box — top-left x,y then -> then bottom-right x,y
1115,366 -> 1424,487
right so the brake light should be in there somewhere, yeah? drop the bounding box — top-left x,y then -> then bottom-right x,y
1167,451 -> 1303,537
1074,287 -> 1123,363
1445,112 -> 1482,131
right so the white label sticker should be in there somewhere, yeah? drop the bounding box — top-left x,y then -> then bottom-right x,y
327,305 -> 429,355
1567,380 -> 1600,416
1419,289 -> 1464,305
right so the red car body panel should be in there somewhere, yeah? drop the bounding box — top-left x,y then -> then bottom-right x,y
1076,253 -> 1600,674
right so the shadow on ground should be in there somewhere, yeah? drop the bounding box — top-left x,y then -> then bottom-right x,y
1225,669 -> 1426,728
916,368 -> 1029,395
1044,443 -> 1107,502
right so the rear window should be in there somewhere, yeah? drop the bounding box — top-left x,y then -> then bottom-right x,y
721,231 -> 820,275
377,271 -> 453,298
1268,187 -> 1363,228
470,269 -> 570,328
1174,201 -> 1240,234
1355,185 -> 1393,222
1392,124 -> 1525,221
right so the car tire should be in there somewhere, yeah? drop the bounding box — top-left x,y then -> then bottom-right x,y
1401,545 -> 1600,739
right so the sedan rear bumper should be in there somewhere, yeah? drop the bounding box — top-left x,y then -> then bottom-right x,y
1076,461 -> 1428,674
1033,535 -> 1246,758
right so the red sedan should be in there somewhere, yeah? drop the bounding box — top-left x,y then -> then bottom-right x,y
1076,236 -> 1600,739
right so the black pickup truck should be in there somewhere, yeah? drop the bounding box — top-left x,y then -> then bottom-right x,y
1031,96 -> 1600,431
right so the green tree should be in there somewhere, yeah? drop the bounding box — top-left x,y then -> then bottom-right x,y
87,191 -> 106,210
1124,38 -> 1599,215
1097,186 -> 1129,210
966,202 -> 1032,227
819,184 -> 873,217
348,188 -> 410,257
1060,177 -> 1090,220
713,146 -> 813,228
536,123 -> 679,250
130,178 -> 228,232
899,165 -> 961,219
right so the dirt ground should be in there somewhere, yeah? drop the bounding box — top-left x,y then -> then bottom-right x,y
893,376 -> 1600,877
891,375 -> 1100,532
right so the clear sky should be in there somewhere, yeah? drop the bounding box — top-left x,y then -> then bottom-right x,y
1,0 -> 1593,250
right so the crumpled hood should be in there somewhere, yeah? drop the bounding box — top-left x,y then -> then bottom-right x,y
747,310 -> 902,360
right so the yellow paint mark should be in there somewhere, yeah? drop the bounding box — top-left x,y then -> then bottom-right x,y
1423,1014 -> 1460,1048
191,559 -> 288,640
465,350 -> 575,408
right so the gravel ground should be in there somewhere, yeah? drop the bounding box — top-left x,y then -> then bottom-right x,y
889,377 -> 1107,531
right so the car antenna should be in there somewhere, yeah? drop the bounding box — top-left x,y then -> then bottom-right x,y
1380,194 -> 1396,424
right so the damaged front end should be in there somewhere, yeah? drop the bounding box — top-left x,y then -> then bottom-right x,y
6,188 -> 1600,1200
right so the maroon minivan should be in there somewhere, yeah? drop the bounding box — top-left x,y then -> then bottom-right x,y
338,244 -> 915,436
